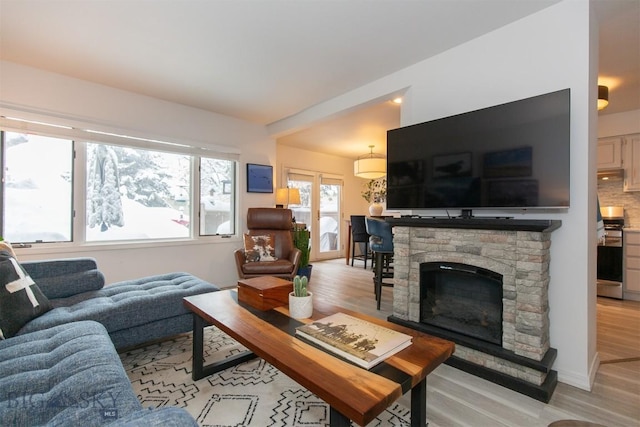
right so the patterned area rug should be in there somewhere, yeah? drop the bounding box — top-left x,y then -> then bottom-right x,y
119,326 -> 411,426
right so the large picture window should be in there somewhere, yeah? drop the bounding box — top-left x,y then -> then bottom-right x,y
1,128 -> 237,244
86,143 -> 192,241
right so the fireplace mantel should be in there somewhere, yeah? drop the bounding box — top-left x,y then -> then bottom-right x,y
387,217 -> 562,232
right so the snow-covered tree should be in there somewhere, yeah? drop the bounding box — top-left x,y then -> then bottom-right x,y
87,145 -> 124,231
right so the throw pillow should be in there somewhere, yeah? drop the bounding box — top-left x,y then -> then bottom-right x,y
0,241 -> 16,258
0,250 -> 52,339
243,233 -> 277,263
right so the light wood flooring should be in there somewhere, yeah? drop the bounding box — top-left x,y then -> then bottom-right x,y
310,258 -> 640,427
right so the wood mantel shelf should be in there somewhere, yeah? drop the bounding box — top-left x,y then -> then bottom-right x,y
387,217 -> 562,233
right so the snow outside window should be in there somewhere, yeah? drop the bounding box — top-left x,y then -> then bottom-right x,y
86,143 -> 192,241
2,132 -> 73,243
2,130 -> 237,244
200,157 -> 236,236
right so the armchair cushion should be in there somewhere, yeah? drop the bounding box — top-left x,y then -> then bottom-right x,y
243,233 -> 277,262
241,258 -> 297,276
0,251 -> 52,339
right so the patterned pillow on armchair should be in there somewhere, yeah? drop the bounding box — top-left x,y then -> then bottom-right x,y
243,234 -> 278,262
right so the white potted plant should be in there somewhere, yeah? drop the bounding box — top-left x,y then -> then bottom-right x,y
361,178 -> 387,216
289,275 -> 312,319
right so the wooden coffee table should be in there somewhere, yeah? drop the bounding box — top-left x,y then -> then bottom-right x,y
183,289 -> 454,427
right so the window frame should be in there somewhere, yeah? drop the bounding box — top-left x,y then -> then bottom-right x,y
0,116 -> 240,248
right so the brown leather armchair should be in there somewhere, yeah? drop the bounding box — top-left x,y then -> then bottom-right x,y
234,208 -> 302,280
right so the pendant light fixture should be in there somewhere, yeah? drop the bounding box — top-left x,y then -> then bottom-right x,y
354,145 -> 386,179
598,85 -> 609,110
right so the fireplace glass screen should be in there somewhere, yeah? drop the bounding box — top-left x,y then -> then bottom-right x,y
421,262 -> 503,345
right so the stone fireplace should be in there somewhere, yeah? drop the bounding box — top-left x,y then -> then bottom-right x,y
387,217 -> 561,402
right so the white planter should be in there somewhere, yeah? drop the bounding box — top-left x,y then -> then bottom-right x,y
289,291 -> 313,319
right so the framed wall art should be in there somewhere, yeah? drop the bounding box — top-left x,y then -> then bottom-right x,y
246,163 -> 273,193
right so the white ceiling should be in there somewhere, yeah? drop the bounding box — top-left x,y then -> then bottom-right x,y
280,0 -> 640,159
1,0 -> 638,160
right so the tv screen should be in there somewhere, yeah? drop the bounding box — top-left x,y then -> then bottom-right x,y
386,89 -> 570,211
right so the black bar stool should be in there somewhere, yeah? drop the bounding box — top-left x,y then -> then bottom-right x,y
350,215 -> 370,269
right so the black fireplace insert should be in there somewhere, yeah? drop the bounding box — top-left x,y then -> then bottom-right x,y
420,262 -> 503,345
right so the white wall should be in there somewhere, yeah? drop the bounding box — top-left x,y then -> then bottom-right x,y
0,60 -> 276,288
270,1 -> 597,390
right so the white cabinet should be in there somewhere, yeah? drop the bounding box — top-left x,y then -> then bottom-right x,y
623,134 -> 640,192
598,137 -> 623,170
624,230 -> 640,300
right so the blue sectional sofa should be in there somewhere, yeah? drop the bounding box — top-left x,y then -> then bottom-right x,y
0,321 -> 197,426
20,258 -> 218,349
0,255 -> 219,426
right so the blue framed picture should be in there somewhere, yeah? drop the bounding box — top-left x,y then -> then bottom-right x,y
246,163 -> 273,193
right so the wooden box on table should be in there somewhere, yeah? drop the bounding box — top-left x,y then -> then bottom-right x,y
237,276 -> 293,311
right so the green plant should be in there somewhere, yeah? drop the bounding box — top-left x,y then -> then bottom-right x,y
293,275 -> 309,297
293,227 -> 311,268
361,178 -> 387,203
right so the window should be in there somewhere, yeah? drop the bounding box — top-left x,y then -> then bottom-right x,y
200,157 -> 236,236
1,127 -> 237,244
1,131 -> 73,242
86,143 -> 192,241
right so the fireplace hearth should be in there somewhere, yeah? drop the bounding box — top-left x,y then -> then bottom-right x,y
387,217 -> 561,403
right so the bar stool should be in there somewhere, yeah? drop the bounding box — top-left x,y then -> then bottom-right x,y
365,217 -> 394,310
350,215 -> 370,269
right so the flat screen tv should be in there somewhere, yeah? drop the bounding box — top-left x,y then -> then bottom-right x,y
386,88 -> 570,212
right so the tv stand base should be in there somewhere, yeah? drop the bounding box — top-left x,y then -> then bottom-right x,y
459,209 -> 474,219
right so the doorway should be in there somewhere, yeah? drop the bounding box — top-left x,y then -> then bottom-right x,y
285,168 -> 342,261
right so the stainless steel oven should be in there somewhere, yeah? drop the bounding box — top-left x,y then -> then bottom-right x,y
597,206 -> 624,299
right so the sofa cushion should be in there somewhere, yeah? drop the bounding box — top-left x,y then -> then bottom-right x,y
0,251 -> 52,339
0,320 -> 142,426
18,272 -> 217,336
22,258 -> 105,299
243,233 -> 277,262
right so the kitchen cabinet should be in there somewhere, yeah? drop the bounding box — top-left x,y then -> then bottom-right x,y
623,134 -> 640,192
624,229 -> 640,300
597,137 -> 623,170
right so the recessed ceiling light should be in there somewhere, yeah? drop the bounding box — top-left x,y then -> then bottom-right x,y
392,97 -> 403,104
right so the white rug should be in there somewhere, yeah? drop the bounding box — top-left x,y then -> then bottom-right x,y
119,326 -> 411,427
